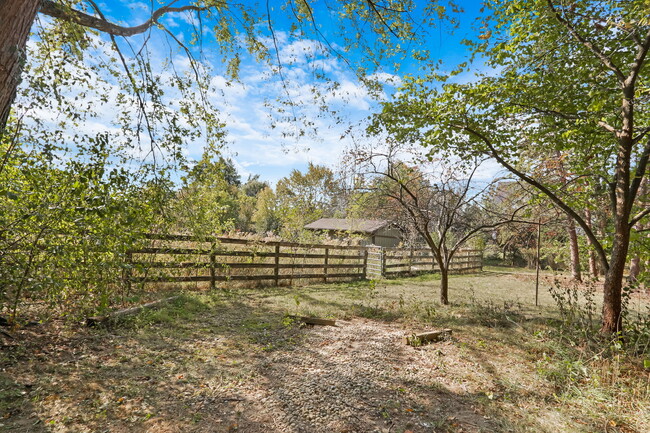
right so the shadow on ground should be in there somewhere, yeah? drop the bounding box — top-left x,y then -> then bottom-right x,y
0,281 -> 641,433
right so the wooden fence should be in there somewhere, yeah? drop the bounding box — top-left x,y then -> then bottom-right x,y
378,247 -> 483,277
126,234 -> 368,289
125,234 -> 482,289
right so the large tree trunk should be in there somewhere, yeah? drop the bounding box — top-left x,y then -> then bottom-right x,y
601,234 -> 629,334
566,217 -> 582,282
0,0 -> 41,132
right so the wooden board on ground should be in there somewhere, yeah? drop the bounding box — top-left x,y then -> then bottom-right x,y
288,315 -> 337,326
85,296 -> 180,327
404,329 -> 452,346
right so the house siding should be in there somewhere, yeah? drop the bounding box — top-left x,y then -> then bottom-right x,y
370,227 -> 401,248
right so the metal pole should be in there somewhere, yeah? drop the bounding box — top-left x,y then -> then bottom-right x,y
535,218 -> 541,306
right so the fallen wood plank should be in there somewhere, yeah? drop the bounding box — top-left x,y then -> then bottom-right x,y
287,315 -> 337,326
85,296 -> 180,327
404,329 -> 452,346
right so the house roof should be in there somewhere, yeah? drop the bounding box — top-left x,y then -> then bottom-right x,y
304,218 -> 391,234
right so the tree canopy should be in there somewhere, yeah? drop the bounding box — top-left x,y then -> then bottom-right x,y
374,0 -> 650,333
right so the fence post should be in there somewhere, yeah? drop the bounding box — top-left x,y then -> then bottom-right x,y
323,247 -> 329,283
210,246 -> 216,291
274,244 -> 280,286
431,250 -> 436,272
363,248 -> 368,279
381,247 -> 386,277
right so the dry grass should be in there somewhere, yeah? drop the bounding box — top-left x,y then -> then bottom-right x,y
1,269 -> 649,432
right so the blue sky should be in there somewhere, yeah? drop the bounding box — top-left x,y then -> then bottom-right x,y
25,1 -> 491,185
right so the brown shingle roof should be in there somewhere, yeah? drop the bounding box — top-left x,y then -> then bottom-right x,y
304,218 -> 390,234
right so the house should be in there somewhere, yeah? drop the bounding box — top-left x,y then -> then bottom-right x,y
304,218 -> 402,247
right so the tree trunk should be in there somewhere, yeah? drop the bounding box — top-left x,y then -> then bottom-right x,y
584,209 -> 599,278
439,267 -> 449,305
0,0 -> 41,132
566,217 -> 582,282
601,236 -> 628,334
601,93 -> 634,334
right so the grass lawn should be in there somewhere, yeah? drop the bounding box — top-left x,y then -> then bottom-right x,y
1,269 -> 648,432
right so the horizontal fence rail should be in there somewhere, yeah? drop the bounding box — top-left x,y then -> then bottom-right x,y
125,234 -> 483,289
126,234 -> 368,289
372,246 -> 483,278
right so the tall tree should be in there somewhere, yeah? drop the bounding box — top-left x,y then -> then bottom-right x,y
173,148 -> 240,235
349,141 -> 525,304
375,0 -> 650,333
275,163 -> 338,239
253,186 -> 280,234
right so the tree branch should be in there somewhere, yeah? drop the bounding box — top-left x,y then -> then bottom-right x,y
458,123 -> 610,271
629,139 -> 650,207
630,207 -> 650,227
39,0 -> 209,37
624,28 -> 650,89
545,0 -> 625,83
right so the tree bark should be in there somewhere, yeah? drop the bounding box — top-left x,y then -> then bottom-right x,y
601,235 -> 628,334
600,86 -> 635,334
566,217 -> 582,282
439,266 -> 449,305
0,0 -> 41,132
584,208 -> 599,278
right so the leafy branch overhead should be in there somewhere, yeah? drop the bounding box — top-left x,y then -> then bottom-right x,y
3,0 -> 444,144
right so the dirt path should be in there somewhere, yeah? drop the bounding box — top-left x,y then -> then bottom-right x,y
210,318 -> 495,433
2,313 -> 501,433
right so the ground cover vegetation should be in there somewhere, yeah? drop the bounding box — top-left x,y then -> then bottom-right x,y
1,271 -> 649,432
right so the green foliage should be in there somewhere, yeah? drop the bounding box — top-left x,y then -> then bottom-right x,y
252,186 -> 281,234
171,146 -> 239,236
274,163 -> 339,240
0,136 -> 165,321
373,0 -> 650,248
550,282 -> 648,354
373,0 -> 650,332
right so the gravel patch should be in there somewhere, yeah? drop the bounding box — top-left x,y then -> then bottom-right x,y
218,318 -> 495,433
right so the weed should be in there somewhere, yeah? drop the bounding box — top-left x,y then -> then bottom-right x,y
467,297 -> 524,328
405,334 -> 423,347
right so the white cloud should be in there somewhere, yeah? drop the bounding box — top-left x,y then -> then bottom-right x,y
21,15 -> 396,186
